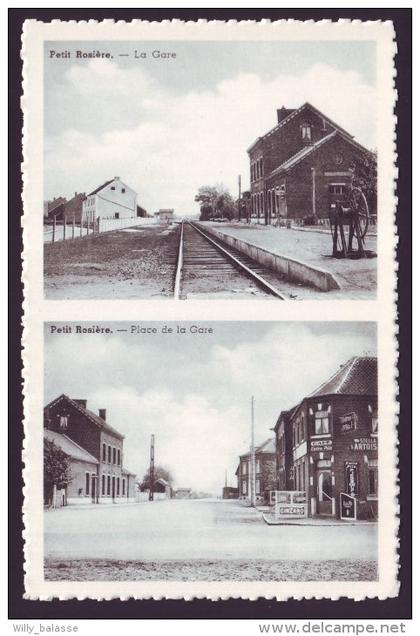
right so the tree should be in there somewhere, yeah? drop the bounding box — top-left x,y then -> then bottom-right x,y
141,465 -> 173,490
350,149 -> 377,216
195,184 -> 238,221
44,438 -> 72,505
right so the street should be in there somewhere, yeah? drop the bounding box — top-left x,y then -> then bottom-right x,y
44,499 -> 377,581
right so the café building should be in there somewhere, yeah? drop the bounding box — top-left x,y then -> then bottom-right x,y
279,356 -> 378,520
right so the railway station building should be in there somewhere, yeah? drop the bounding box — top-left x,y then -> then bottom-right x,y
273,356 -> 378,520
236,438 -> 277,504
44,394 -> 136,505
247,102 -> 376,225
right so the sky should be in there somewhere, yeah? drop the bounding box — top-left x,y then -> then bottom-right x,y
44,321 -> 377,494
44,40 -> 376,216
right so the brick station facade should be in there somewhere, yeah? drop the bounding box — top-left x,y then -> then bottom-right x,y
273,357 -> 378,520
44,394 -> 136,505
248,102 -> 375,224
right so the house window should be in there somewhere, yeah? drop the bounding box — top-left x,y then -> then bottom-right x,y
102,474 -> 105,495
242,480 -> 247,495
85,473 -> 90,496
102,443 -> 106,462
368,460 -> 378,497
111,186 -> 115,190
108,445 -> 111,463
301,123 -> 312,141
59,415 -> 68,431
328,184 -> 345,195
107,475 -> 111,496
117,477 -> 120,496
121,188 -> 126,193
255,478 -> 261,495
255,459 -> 261,473
117,449 -> 121,465
315,415 -> 330,435
241,461 -> 247,475
113,447 -> 116,465
122,479 -> 126,496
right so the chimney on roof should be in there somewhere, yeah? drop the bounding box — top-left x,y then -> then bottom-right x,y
277,106 -> 292,124
99,408 -> 106,421
74,399 -> 87,409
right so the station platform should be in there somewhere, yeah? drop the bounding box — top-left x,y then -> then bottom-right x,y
201,221 -> 377,299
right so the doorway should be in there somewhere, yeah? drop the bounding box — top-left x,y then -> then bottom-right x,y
316,470 -> 333,515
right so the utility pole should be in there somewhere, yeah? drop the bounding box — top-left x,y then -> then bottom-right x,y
238,174 -> 242,221
250,396 -> 256,507
149,434 -> 155,501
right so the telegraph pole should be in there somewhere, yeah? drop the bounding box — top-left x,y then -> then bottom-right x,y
238,174 -> 242,221
149,434 -> 155,501
250,396 -> 256,507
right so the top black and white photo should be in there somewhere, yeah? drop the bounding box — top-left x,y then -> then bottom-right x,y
43,39 -> 378,300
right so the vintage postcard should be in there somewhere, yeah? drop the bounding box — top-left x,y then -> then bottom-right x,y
21,19 -> 398,602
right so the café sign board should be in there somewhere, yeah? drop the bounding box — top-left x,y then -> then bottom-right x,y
310,438 -> 333,452
340,412 -> 357,433
350,437 -> 377,451
340,492 -> 357,520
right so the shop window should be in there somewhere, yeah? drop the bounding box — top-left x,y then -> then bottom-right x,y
102,443 -> 106,462
315,415 -> 330,435
85,472 -> 90,496
102,474 -> 105,495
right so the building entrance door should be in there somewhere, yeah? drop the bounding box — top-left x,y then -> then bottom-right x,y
316,470 -> 333,515
91,475 -> 96,503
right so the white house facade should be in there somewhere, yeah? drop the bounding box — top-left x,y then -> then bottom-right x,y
82,177 -> 138,223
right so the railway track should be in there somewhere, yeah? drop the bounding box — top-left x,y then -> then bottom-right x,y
174,221 -> 287,300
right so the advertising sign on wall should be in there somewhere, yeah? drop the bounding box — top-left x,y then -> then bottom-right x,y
310,438 -> 333,452
340,412 -> 358,432
345,461 -> 359,497
340,492 -> 357,520
350,437 -> 377,451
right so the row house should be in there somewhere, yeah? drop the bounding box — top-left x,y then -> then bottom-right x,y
273,357 -> 378,520
236,438 -> 277,504
247,102 -> 375,224
44,394 -> 136,505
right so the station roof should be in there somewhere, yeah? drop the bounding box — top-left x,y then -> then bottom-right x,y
45,394 -> 125,440
44,429 -> 99,464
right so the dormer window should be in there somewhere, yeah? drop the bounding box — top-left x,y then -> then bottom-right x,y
59,415 -> 68,431
301,122 -> 312,141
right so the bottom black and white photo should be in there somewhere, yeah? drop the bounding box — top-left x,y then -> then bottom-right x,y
37,320 -> 387,591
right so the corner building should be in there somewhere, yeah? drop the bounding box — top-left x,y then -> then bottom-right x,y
275,357 -> 378,519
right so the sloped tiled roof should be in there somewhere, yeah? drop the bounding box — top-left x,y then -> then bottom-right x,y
309,357 -> 377,398
247,101 -> 355,154
87,179 -> 114,197
44,429 -> 99,464
240,437 -> 276,458
45,394 -> 125,440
